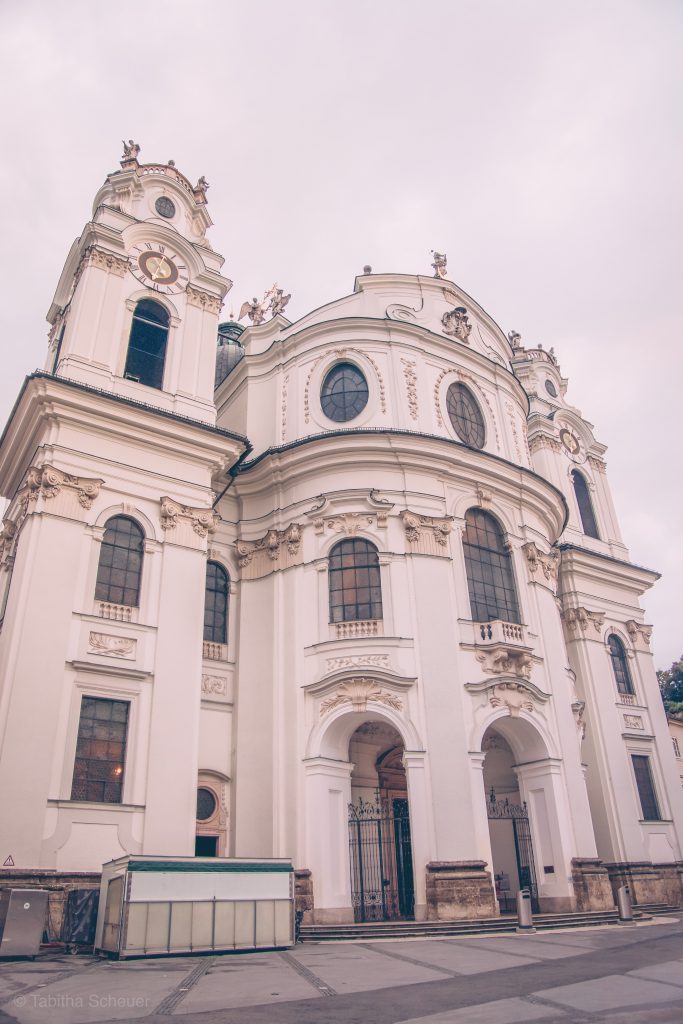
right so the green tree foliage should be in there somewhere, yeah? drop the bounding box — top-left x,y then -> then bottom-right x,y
658,655 -> 683,718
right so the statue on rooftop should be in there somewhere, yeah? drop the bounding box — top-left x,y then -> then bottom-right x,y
431,251 -> 447,279
121,140 -> 140,160
266,285 -> 291,318
196,176 -> 210,192
238,297 -> 267,326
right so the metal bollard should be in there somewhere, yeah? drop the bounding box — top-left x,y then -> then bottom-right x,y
617,884 -> 634,925
516,888 -> 536,932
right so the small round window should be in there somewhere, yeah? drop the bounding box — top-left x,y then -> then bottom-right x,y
196,787 -> 217,821
446,382 -> 485,448
545,379 -> 558,398
155,196 -> 176,219
320,363 -> 369,422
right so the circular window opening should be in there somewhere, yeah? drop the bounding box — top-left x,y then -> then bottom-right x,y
155,196 -> 176,219
446,382 -> 485,448
320,362 -> 369,422
545,379 -> 558,398
196,787 -> 217,821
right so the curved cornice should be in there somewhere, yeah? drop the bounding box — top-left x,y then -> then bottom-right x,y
235,428 -> 569,539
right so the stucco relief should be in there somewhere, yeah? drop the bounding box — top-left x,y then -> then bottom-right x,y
475,648 -> 532,680
441,306 -> 472,342
522,541 -> 559,589
185,285 -> 222,314
87,631 -> 137,659
0,521 -> 17,570
401,510 -> 452,555
626,620 -> 653,649
466,678 -> 550,718
235,523 -> 303,578
623,714 -> 645,730
400,358 -> 418,420
505,400 -> 522,462
319,512 -> 374,536
281,373 -> 289,442
202,674 -> 227,697
562,607 -> 605,637
587,455 -> 607,474
528,434 -> 562,455
572,699 -> 587,740
319,677 -> 403,716
160,497 -> 219,538
75,245 -> 129,286
326,655 -> 390,672
14,465 -> 103,522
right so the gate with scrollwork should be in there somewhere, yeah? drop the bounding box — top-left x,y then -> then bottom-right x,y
487,788 -> 540,913
348,797 -> 415,922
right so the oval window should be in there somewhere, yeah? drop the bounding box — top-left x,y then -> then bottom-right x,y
320,363 -> 369,422
196,787 -> 217,821
545,379 -> 558,398
446,382 -> 485,448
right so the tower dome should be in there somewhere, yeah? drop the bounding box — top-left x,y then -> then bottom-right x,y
215,321 -> 245,387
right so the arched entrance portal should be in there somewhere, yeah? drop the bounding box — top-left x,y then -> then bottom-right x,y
482,727 -> 539,913
348,722 -> 415,921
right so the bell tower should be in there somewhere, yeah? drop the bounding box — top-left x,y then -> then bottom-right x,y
45,142 -> 231,425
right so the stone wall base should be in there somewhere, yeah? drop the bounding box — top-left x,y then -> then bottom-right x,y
426,861 -> 498,921
310,906 -> 355,924
604,861 -> 683,907
294,868 -> 314,925
571,857 -> 616,912
0,869 -> 101,942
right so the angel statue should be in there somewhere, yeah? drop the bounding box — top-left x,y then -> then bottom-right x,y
195,176 -> 210,192
238,297 -> 267,326
121,140 -> 140,160
266,285 -> 291,318
431,250 -> 447,279
507,330 -> 522,348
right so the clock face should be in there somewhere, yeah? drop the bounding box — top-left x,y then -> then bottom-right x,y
130,242 -> 189,294
559,427 -> 585,461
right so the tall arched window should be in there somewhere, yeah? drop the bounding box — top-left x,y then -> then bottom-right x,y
608,633 -> 634,695
124,299 -> 169,389
95,516 -> 145,607
571,470 -> 599,539
204,561 -> 229,644
463,509 -> 520,624
329,538 -> 383,623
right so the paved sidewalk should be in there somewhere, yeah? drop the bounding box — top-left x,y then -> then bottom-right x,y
0,917 -> 682,1023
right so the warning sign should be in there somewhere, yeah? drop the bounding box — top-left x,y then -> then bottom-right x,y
2,855 -> 14,866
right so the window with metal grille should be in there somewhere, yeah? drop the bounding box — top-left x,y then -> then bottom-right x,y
94,516 -> 144,607
71,697 -> 129,803
123,299 -> 169,389
320,363 -> 369,422
329,538 -> 383,623
672,737 -> 681,759
607,634 -> 634,695
463,508 -> 520,624
446,382 -> 485,449
571,470 -> 600,539
631,754 -> 661,821
204,561 -> 229,644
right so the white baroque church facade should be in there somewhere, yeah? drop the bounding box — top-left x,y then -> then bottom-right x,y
0,146 -> 681,926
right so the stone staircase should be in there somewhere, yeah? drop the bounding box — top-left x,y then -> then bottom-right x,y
298,903 -> 679,942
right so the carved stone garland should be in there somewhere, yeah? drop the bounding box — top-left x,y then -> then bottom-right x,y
475,648 -> 532,681
561,607 -> 605,637
14,465 -> 103,522
400,358 -> 418,420
186,285 -> 222,314
401,510 -> 452,548
319,677 -> 403,716
522,541 -> 559,587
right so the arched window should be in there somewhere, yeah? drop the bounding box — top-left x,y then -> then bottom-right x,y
204,561 -> 229,644
608,634 -> 634,695
463,509 -> 520,624
124,299 -> 169,390
446,382 -> 486,449
95,516 -> 144,608
571,470 -> 599,539
329,538 -> 382,623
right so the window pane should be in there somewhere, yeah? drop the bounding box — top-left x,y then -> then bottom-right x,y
608,634 -> 634,695
631,755 -> 661,821
463,509 -> 520,624
203,561 -> 229,643
124,300 -> 169,390
446,383 -> 485,448
94,516 -> 144,607
320,363 -> 369,422
572,471 -> 600,539
328,538 -> 382,622
71,697 -> 129,804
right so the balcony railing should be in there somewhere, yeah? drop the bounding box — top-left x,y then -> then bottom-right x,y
617,692 -> 637,706
203,641 -> 227,661
475,620 -> 526,646
98,602 -> 133,622
334,620 -> 383,639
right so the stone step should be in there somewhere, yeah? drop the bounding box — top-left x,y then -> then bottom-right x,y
299,907 -> 640,942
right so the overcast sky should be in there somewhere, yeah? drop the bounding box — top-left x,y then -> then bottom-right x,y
0,1 -> 680,667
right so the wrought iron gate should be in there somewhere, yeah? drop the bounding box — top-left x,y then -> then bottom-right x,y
487,788 -> 540,913
348,796 -> 415,922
